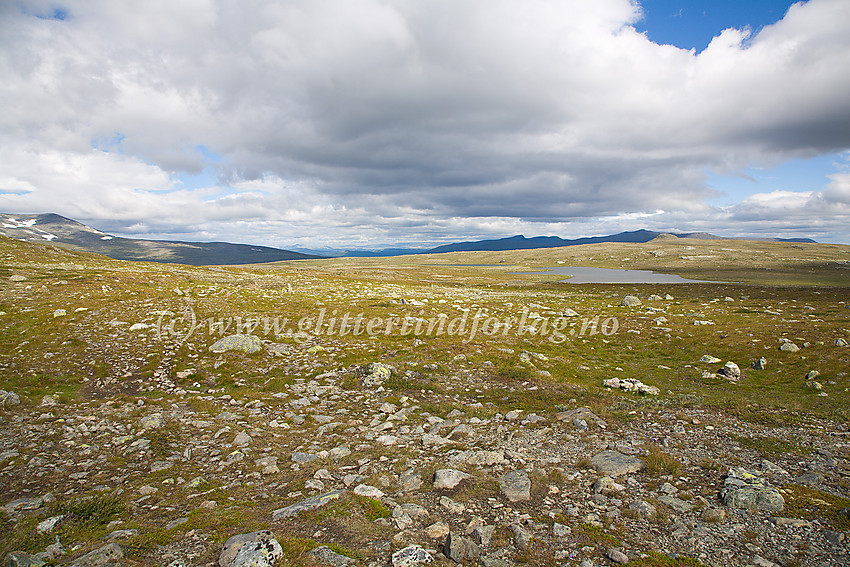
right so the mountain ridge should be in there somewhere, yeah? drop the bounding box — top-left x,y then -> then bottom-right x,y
0,213 -> 322,265
1,212 -> 817,263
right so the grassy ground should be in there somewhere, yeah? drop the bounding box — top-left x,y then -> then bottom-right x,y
1,234 -> 849,565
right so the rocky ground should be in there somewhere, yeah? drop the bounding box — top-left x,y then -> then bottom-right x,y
1,236 -> 849,567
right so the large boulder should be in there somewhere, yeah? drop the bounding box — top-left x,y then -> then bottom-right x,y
721,468 -> 784,513
590,451 -> 645,477
209,334 -> 264,354
219,531 -> 283,567
498,470 -> 531,502
362,362 -> 394,388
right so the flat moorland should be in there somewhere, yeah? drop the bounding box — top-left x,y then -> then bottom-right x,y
1,235 -> 848,567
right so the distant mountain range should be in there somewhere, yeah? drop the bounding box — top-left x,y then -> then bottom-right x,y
420,230 -> 816,254
0,213 -> 321,265
0,213 -> 816,265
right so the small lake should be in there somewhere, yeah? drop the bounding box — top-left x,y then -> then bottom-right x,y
511,266 -> 719,284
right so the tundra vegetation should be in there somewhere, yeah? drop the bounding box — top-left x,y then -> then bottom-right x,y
0,234 -> 848,566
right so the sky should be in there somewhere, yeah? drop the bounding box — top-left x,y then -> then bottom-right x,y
1,0 -> 850,251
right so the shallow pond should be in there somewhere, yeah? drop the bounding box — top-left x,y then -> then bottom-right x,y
511,266 -> 720,284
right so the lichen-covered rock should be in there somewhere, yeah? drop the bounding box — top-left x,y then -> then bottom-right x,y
219,531 -> 282,567
721,468 -> 784,513
362,362 -> 394,387
0,391 -> 21,407
208,334 -> 263,354
391,545 -> 433,567
621,295 -> 642,307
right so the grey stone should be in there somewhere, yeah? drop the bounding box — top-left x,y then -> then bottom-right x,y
434,469 -> 471,490
717,361 -> 741,381
443,532 -> 480,563
590,451 -> 645,477
399,470 -> 423,492
271,490 -> 345,519
39,395 -> 59,407
209,334 -> 264,354
498,470 -> 531,502
607,548 -> 629,564
721,469 -> 784,513
391,545 -> 433,567
699,355 -> 722,364
779,342 -> 800,352
510,523 -> 533,551
233,431 -> 252,447
658,495 -> 694,513
628,499 -> 657,520
449,450 -> 507,467
621,295 -> 642,307
794,472 -> 825,486
823,530 -> 845,546
219,531 -> 282,567
0,391 -> 21,407
291,452 -> 318,463
352,484 -> 384,498
308,546 -> 355,566
701,507 -> 726,523
5,497 -> 43,513
471,525 -> 495,547
362,362 -> 393,387
553,522 -> 571,538
4,552 -> 46,567
752,357 -> 767,370
70,543 -> 124,567
554,407 -> 607,428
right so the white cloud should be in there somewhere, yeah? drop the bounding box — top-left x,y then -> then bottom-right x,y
1,0 -> 849,247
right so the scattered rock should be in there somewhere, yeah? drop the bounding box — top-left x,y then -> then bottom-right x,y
0,391 -> 21,407
69,543 -> 124,566
752,357 -> 767,370
4,552 -> 46,567
717,361 -> 741,382
621,295 -> 642,307
443,532 -> 480,563
271,490 -> 345,519
607,548 -> 629,564
219,531 -> 283,567
721,468 -> 784,512
391,545 -> 433,567
498,470 -> 531,502
362,362 -> 394,388
138,413 -> 164,429
434,469 -> 471,490
590,451 -> 645,477
308,546 -> 355,566
208,334 -> 264,354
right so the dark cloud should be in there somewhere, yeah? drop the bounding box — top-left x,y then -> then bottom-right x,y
1,0 -> 849,246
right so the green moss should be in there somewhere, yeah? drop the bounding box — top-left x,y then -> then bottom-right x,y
783,484 -> 850,531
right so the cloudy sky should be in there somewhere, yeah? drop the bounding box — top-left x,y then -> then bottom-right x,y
2,0 -> 849,250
